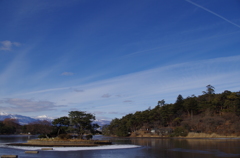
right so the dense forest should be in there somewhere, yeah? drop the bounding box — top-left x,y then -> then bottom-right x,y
102,85 -> 240,137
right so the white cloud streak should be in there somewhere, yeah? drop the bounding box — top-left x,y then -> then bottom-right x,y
185,0 -> 240,29
61,72 -> 74,76
21,87 -> 71,95
2,55 -> 240,119
0,98 -> 65,113
0,40 -> 21,51
102,94 -> 111,98
0,50 -> 27,87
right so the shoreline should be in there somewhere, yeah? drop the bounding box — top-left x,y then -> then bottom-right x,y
129,132 -> 240,139
6,143 -> 100,147
6,138 -> 112,147
184,132 -> 240,139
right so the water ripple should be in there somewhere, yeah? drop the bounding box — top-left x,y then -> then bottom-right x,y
170,148 -> 240,157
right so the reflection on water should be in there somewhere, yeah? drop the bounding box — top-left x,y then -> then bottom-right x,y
1,135 -> 240,158
0,135 -> 37,143
129,138 -> 240,157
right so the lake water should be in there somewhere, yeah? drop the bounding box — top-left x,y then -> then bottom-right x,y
1,135 -> 240,158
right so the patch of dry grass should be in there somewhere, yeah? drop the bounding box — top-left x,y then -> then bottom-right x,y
186,132 -> 240,138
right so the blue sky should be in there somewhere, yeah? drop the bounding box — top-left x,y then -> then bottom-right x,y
0,0 -> 240,121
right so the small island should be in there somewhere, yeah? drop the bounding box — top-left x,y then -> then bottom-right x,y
5,111 -> 112,147
8,138 -> 112,147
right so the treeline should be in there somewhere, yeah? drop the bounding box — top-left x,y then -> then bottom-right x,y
102,85 -> 240,137
0,111 -> 99,139
0,118 -> 21,134
0,119 -> 52,135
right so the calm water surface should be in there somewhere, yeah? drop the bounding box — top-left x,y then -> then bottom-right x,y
1,135 -> 240,158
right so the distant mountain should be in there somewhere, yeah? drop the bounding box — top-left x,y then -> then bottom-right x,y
0,112 -> 38,125
34,115 -> 53,122
94,119 -> 110,127
0,112 -> 111,126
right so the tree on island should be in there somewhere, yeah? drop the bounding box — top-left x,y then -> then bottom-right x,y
68,111 -> 99,139
52,116 -> 70,136
27,120 -> 52,138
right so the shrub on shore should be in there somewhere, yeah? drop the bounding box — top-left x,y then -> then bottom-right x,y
170,127 -> 188,137
58,134 -> 71,139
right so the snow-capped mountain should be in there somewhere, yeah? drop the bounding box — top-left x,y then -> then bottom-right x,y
34,115 -> 54,122
0,112 -> 111,126
0,112 -> 38,125
94,119 -> 110,126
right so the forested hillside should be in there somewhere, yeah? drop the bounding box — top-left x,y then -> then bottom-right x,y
102,85 -> 240,137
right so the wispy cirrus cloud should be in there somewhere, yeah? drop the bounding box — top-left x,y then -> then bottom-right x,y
108,111 -> 127,115
0,98 -> 65,113
93,111 -> 127,115
93,111 -> 107,115
0,40 -> 21,51
73,89 -> 84,92
185,0 -> 240,29
102,93 -> 111,98
5,55 -> 240,119
124,100 -> 133,103
61,72 -> 74,76
20,87 -> 71,95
